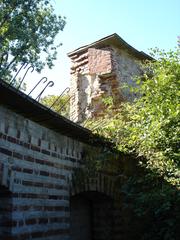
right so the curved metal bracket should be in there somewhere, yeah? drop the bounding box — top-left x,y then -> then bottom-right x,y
49,87 -> 70,109
10,62 -> 28,86
17,65 -> 34,90
57,93 -> 73,113
28,77 -> 48,96
35,80 -> 54,102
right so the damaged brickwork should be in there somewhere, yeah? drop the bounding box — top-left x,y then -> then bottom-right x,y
68,33 -> 152,122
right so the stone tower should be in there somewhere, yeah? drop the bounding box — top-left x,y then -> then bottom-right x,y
68,33 -> 152,123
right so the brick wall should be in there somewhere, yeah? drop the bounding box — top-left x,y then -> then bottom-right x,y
0,105 -> 86,239
0,104 -> 123,240
88,47 -> 113,75
112,47 -> 141,100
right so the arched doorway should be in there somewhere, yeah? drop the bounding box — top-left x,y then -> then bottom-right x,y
70,191 -> 114,240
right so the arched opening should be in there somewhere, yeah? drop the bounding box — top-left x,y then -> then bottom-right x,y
0,185 -> 12,238
70,191 -> 114,240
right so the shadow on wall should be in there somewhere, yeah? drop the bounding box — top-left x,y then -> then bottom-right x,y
0,186 -> 12,239
70,191 -> 120,240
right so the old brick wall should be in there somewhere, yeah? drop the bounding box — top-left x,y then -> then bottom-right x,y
112,47 -> 142,100
69,47 -> 115,122
69,45 -> 142,123
0,103 -> 123,240
88,47 -> 113,75
0,105 -> 86,239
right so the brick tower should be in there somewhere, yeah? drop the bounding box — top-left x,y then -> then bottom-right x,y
68,33 -> 152,123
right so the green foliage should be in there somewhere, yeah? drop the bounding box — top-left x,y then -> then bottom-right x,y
88,48 -> 180,186
0,0 -> 66,81
87,48 -> 180,239
40,94 -> 70,118
121,173 -> 180,240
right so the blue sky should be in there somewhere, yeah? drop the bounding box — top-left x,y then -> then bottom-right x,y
27,0 -> 180,95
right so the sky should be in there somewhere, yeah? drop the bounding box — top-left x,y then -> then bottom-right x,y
26,0 -> 180,96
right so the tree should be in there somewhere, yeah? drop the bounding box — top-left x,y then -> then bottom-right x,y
87,48 -> 180,239
40,94 -> 70,118
0,0 -> 66,81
